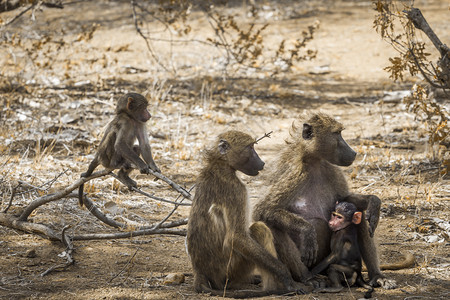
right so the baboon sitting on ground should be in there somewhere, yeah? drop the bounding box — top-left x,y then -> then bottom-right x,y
187,130 -> 305,298
253,112 -> 397,289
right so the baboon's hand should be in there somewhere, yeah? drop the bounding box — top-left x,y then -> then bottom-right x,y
139,165 -> 151,174
369,275 -> 397,289
149,163 -> 161,174
306,274 -> 327,289
300,224 -> 318,267
366,196 -> 381,237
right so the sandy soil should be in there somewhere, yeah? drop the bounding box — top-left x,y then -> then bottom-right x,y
0,1 -> 449,299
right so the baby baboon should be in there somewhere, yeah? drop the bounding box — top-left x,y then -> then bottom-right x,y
187,131 -> 303,298
78,93 -> 160,206
311,201 -> 373,297
253,112 -> 397,289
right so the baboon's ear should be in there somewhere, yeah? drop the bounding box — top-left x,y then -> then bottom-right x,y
127,97 -> 134,110
302,123 -> 313,140
218,139 -> 230,155
352,211 -> 362,225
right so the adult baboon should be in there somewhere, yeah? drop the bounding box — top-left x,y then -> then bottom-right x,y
253,112 -> 397,289
187,131 -> 305,298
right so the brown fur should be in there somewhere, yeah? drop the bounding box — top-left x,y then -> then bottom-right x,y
253,112 -> 397,289
78,93 -> 160,206
311,201 -> 373,295
187,131 -> 304,298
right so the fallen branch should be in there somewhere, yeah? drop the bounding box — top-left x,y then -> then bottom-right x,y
109,173 -> 191,206
109,249 -> 139,283
0,165 -> 191,269
2,182 -> 19,213
0,212 -> 60,241
145,170 -> 193,201
72,227 -> 187,240
19,169 -> 112,221
83,194 -> 127,229
152,186 -> 194,230
41,225 -> 74,277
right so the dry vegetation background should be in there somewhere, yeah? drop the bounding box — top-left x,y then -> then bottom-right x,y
0,0 -> 449,299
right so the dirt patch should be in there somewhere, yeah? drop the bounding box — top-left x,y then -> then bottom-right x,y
0,1 -> 449,299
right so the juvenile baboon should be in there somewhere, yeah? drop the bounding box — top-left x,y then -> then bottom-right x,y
311,201 -> 373,297
187,130 -> 305,298
78,93 -> 160,206
253,112 -> 397,289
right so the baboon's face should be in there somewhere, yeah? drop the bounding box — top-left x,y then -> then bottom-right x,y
303,121 -> 356,166
232,144 -> 265,176
326,131 -> 357,166
218,131 -> 265,176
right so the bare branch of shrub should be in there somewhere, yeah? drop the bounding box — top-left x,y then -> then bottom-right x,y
41,225 -> 74,277
18,169 -> 112,221
1,1 -> 64,27
373,1 -> 449,151
130,0 -> 317,75
82,194 -> 127,229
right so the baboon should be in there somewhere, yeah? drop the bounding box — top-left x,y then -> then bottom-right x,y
253,112 -> 397,289
311,201 -> 373,297
78,92 -> 160,206
187,130 -> 305,298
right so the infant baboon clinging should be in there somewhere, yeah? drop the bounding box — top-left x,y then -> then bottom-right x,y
311,201 -> 374,297
78,93 -> 160,206
253,112 -> 397,289
187,131 -> 304,298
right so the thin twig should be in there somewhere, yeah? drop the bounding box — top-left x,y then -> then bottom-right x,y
109,249 -> 139,283
3,182 -> 19,213
41,225 -> 75,276
255,131 -> 273,144
409,49 -> 445,89
145,169 -> 192,200
152,185 -> 195,230
2,4 -> 34,27
131,0 -> 169,72
109,173 -> 191,206
17,169 -> 69,196
83,194 -> 127,229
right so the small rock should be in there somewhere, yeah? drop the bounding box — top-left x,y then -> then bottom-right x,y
163,273 -> 185,285
26,249 -> 37,258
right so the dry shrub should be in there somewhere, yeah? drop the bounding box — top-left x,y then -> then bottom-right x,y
373,0 -> 449,167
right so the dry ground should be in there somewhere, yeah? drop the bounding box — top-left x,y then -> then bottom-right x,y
0,1 -> 449,299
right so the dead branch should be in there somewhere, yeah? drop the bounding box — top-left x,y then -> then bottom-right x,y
144,169 -> 193,201
405,8 -> 449,57
71,226 -> 187,240
18,169 -> 112,221
131,0 -> 170,73
41,225 -> 74,276
152,185 -> 194,230
109,173 -> 191,206
83,194 -> 127,229
0,212 -> 60,240
3,182 -> 19,213
109,249 -> 139,283
1,1 -> 63,27
404,8 -> 450,89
